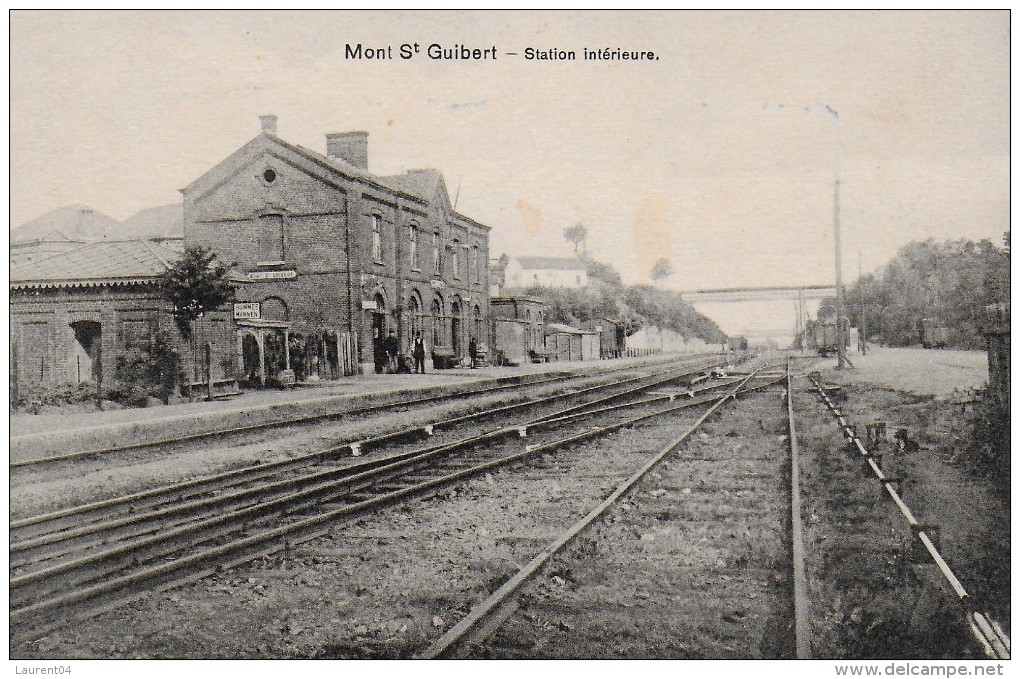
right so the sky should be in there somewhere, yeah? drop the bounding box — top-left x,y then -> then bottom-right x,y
9,10 -> 1010,330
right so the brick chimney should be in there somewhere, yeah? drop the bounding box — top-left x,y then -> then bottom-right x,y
259,114 -> 278,135
326,131 -> 369,169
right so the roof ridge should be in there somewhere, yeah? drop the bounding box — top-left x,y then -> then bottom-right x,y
139,238 -> 175,269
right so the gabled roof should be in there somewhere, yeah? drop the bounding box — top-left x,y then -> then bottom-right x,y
10,239 -> 179,289
512,256 -> 587,271
11,204 -> 120,244
118,203 -> 184,240
181,133 -> 425,205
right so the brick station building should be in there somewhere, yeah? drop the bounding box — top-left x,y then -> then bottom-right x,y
183,115 -> 492,378
11,116 -> 494,393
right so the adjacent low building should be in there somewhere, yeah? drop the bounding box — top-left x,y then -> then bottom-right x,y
489,295 -> 547,365
9,240 -> 208,388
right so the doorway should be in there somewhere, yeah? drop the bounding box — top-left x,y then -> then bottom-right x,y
70,320 -> 101,384
450,302 -> 461,355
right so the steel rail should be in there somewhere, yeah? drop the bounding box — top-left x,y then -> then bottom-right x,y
416,366 -> 766,659
12,365 -> 755,631
11,360 -> 720,566
12,355 -> 720,537
786,357 -> 812,659
12,377 -> 781,646
11,354 -> 705,469
808,374 -> 1010,660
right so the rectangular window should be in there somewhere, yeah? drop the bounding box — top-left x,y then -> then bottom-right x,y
371,215 -> 382,262
258,214 -> 285,263
409,225 -> 419,269
452,240 -> 460,278
433,232 -> 441,274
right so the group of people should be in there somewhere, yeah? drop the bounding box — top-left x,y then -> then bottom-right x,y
373,329 -> 480,374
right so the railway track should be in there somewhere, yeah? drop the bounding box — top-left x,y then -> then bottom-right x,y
11,355 -> 725,532
11,353 -> 710,469
808,373 -> 1010,660
12,355 -> 775,644
417,362 -> 802,658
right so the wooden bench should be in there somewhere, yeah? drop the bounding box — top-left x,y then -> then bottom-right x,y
183,378 -> 241,399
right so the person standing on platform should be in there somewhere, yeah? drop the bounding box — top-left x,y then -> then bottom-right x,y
412,333 -> 427,374
385,329 -> 399,373
468,336 -> 478,369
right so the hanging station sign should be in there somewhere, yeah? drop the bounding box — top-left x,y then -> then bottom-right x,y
248,269 -> 297,281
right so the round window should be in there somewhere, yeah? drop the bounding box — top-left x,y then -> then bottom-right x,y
263,169 -> 277,183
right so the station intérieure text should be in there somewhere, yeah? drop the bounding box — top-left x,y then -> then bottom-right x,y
345,43 -> 659,62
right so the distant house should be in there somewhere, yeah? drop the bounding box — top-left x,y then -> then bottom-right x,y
503,256 -> 587,289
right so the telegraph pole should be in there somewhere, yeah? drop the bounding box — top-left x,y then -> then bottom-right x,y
834,179 -> 846,369
859,250 -> 867,354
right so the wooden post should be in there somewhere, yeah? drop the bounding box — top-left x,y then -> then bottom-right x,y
95,340 -> 103,411
206,341 -> 213,401
11,329 -> 19,413
258,331 -> 266,388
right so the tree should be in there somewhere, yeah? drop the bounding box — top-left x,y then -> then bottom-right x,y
650,258 -> 674,288
158,245 -> 236,339
563,223 -> 588,258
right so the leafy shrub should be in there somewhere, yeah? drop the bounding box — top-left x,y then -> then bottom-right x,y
110,333 -> 182,407
14,381 -> 99,414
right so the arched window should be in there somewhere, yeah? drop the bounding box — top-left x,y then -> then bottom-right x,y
452,239 -> 460,279
408,295 -> 422,339
371,215 -> 382,262
432,232 -> 441,275
409,224 -> 419,270
262,297 -> 289,321
431,299 -> 442,347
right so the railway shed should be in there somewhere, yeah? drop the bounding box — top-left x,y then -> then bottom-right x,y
545,323 -> 600,362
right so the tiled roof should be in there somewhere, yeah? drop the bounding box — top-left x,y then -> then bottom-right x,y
514,256 -> 586,271
379,169 -> 442,201
10,240 -> 179,289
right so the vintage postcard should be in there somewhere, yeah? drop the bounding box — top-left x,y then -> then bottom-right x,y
8,10 -> 1010,675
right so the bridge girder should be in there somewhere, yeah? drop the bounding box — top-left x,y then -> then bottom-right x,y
681,285 -> 836,303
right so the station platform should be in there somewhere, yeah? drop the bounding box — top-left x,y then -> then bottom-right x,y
10,354 -> 712,464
